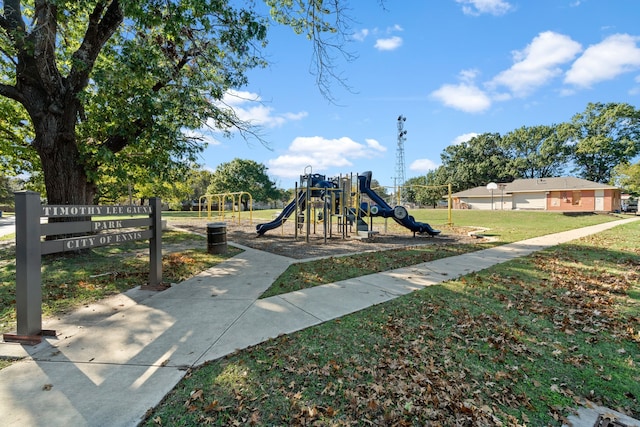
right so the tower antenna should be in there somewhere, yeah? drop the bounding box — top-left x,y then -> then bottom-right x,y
395,115 -> 407,202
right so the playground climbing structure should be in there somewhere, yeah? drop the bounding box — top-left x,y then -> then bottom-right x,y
256,171 -> 441,239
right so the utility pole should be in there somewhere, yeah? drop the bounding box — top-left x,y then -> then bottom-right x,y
396,115 -> 407,204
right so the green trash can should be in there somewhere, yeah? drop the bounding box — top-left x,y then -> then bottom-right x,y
207,222 -> 227,254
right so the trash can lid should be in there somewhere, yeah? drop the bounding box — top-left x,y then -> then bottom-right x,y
207,222 -> 227,227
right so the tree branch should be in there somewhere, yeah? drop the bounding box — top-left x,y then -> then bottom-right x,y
307,0 -> 356,103
0,44 -> 19,67
68,0 -> 124,94
2,0 -> 27,50
30,1 -> 64,96
103,118 -> 145,154
0,82 -> 22,102
152,48 -> 197,92
2,0 -> 25,31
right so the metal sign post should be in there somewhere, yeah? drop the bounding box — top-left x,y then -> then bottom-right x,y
12,192 -> 45,342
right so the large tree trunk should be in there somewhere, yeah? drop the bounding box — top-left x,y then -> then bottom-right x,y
2,0 -> 124,206
37,136 -> 96,206
29,98 -> 96,206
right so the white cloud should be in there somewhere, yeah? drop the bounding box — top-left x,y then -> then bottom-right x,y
452,132 -> 479,145
365,138 -> 387,152
409,158 -> 439,173
456,0 -> 513,16
431,82 -> 491,113
359,25 -> 403,51
490,31 -> 582,97
432,32 -> 584,112
564,34 -> 640,88
217,89 -> 308,128
459,69 -> 480,82
221,89 -> 260,107
183,129 -> 222,146
352,28 -> 369,42
282,112 -> 309,121
267,136 -> 386,179
374,36 -> 403,51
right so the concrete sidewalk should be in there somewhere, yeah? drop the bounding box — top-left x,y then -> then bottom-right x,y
0,214 -> 16,238
0,217 -> 638,427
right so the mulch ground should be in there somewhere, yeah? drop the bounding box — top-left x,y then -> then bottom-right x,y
169,218 -> 483,260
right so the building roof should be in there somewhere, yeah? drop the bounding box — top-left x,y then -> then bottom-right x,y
452,177 -> 617,198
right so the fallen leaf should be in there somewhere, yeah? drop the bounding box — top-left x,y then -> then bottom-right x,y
204,400 -> 219,412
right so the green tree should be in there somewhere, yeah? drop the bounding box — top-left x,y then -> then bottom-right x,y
570,102 -> 640,183
612,161 -> 640,196
404,172 -> 449,208
277,188 -> 294,208
0,175 -> 13,205
0,174 -> 23,206
0,97 -> 37,175
94,160 -> 195,206
0,1 -> 347,206
206,159 -> 279,209
185,167 -> 214,202
370,178 -> 390,202
438,133 -> 513,192
502,124 -> 572,179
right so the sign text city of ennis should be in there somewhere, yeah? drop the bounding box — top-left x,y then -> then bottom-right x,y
3,192 -> 163,345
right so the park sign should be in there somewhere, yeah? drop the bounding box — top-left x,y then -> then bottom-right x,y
3,192 -> 163,345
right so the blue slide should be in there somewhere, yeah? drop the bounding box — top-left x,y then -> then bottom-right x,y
358,171 -> 441,236
256,191 -> 306,236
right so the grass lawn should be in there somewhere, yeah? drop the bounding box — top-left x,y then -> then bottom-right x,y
0,230 -> 241,333
142,218 -> 640,426
261,243 -> 486,298
1,210 -> 637,425
367,209 -> 626,243
170,207 -> 626,243
261,210 -> 623,298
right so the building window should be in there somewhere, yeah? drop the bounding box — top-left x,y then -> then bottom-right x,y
572,191 -> 581,206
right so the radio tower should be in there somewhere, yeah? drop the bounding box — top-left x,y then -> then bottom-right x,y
395,115 -> 407,196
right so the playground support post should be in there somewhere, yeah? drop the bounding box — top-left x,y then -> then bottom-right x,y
304,167 -> 312,243
344,176 -> 350,238
199,192 -> 253,224
323,196 -> 328,244
294,182 -> 299,240
448,183 -> 453,226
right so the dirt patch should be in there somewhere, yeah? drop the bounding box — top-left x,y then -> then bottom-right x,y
169,218 -> 484,260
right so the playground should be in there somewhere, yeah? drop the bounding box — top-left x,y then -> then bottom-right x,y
255,171 -> 444,239
170,217 -> 481,260
181,170 -> 470,258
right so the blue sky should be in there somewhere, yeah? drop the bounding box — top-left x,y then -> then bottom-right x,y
197,0 -> 640,190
